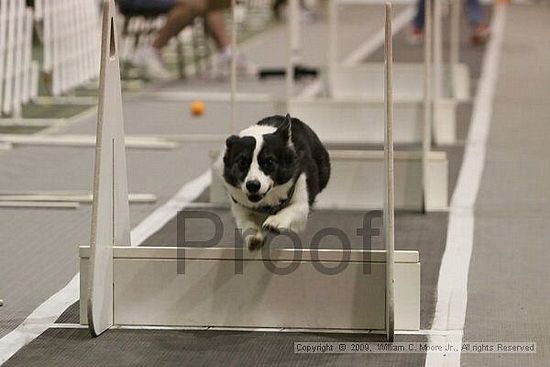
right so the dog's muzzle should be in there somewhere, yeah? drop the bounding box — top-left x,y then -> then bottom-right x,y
247,194 -> 264,202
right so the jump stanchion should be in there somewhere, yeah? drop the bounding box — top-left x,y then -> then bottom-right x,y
383,2 -> 395,342
432,0 -> 443,141
86,0 -> 131,337
422,0 -> 433,213
81,0 -> 420,339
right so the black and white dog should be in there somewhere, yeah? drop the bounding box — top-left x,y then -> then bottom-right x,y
220,114 -> 330,250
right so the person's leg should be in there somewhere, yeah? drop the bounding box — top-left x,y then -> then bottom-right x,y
153,0 -> 208,49
204,11 -> 230,50
132,0 -> 202,79
204,6 -> 257,76
465,0 -> 489,44
407,0 -> 425,45
465,0 -> 483,25
413,0 -> 425,29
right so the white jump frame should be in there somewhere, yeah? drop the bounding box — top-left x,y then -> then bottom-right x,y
81,0 -> 420,341
323,0 -> 470,146
330,0 -> 469,101
281,0 -> 447,211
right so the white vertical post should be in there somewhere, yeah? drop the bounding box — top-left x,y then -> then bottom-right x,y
422,0 -> 432,212
62,0 -> 70,93
76,0 -> 86,88
65,0 -> 72,92
433,0 -> 443,137
22,9 -> 33,104
12,0 -> 25,118
87,0 -> 131,337
383,2 -> 395,343
31,62 -> 39,100
51,0 -> 61,95
85,0 -> 101,81
3,0 -> 16,115
66,0 -> 75,91
75,0 -> 84,90
81,0 -> 91,80
286,0 -> 299,103
449,0 -> 460,98
0,0 -> 8,110
34,0 -> 43,21
229,0 -> 237,134
327,0 -> 338,97
43,0 -> 52,74
55,0 -> 63,94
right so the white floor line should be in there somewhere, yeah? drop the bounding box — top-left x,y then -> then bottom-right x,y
424,5 -> 507,367
0,12 -> 413,363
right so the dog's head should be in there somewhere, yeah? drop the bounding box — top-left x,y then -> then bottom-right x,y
223,115 -> 298,204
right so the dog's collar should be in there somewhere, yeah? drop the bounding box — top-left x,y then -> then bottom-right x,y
231,181 -> 297,215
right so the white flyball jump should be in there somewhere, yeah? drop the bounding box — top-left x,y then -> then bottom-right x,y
287,0 -> 467,146
383,4 -> 395,339
85,0 -> 131,336
80,0 -> 420,341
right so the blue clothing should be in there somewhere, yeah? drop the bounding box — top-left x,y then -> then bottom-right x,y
117,0 -> 176,14
414,0 -> 483,28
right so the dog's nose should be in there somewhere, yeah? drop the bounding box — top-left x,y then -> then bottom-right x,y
246,180 -> 261,194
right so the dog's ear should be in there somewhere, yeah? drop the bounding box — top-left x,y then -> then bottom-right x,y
276,114 -> 292,142
225,135 -> 239,150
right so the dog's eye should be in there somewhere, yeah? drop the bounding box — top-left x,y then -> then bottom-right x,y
236,156 -> 248,168
263,157 -> 275,171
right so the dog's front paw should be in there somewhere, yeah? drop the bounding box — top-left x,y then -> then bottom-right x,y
245,232 -> 265,251
262,214 -> 292,234
263,212 -> 308,234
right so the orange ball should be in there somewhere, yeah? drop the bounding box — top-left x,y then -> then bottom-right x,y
190,100 -> 205,116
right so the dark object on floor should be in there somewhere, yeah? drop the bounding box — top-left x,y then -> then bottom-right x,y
258,65 -> 319,80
